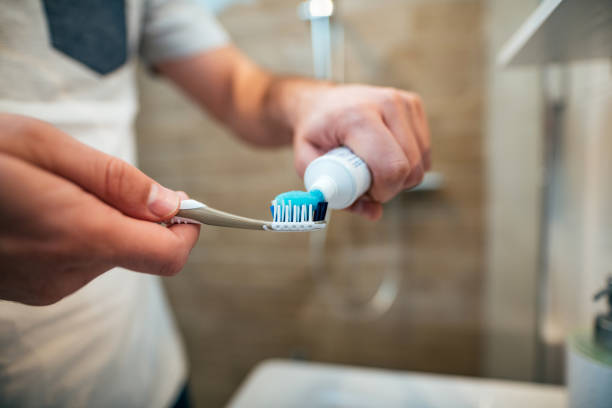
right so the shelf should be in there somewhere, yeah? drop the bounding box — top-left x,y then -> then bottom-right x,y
498,0 -> 612,67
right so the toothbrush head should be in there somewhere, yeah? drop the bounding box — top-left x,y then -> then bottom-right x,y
268,190 -> 328,231
169,199 -> 324,232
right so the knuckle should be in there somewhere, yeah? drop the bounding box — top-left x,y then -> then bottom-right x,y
7,116 -> 51,152
403,91 -> 421,104
381,90 -> 403,111
339,106 -> 372,129
379,159 -> 410,187
4,116 -> 72,167
407,93 -> 426,116
391,90 -> 404,104
407,164 -> 425,187
13,116 -> 46,138
103,157 -> 128,202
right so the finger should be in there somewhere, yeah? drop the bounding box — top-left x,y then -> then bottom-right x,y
1,117 -> 181,222
400,91 -> 431,171
342,113 -> 411,203
0,152 -> 199,301
5,161 -> 200,278
167,222 -> 201,257
0,152 -> 97,239
347,197 -> 383,221
380,94 -> 425,189
100,213 -> 200,276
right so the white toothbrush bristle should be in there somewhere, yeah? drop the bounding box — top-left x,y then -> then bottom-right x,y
272,200 -> 276,222
270,198 -> 326,232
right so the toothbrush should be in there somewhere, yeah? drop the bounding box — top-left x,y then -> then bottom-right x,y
170,199 -> 327,232
171,148 -> 368,232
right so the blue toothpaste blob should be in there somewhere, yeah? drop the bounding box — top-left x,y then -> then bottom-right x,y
271,189 -> 328,222
275,190 -> 325,207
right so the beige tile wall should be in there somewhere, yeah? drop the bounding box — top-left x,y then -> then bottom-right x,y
136,0 -> 484,405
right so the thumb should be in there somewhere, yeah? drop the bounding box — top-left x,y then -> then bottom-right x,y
99,161 -> 181,220
2,116 -> 180,221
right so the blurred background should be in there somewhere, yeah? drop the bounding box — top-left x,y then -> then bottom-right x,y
134,0 -> 612,406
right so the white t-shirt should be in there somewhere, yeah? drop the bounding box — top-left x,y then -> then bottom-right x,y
0,1 -> 228,406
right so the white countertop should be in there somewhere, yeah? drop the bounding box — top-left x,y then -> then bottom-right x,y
228,359 -> 567,408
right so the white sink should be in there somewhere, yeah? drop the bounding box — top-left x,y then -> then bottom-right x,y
228,360 -> 567,408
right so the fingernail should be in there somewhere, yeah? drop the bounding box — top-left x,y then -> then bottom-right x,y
148,184 -> 180,218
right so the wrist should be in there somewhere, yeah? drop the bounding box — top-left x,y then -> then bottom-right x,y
268,77 -> 334,134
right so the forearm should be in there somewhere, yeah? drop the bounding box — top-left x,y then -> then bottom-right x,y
158,46 -> 332,146
222,64 -> 298,146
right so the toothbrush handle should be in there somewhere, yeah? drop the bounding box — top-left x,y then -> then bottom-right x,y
176,206 -> 272,230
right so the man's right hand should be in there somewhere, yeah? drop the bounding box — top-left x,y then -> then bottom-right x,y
0,114 -> 200,306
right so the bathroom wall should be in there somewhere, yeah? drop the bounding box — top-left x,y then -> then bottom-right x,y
484,0 -> 612,383
482,0 -> 541,381
540,59 -> 612,382
136,0 -> 485,405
